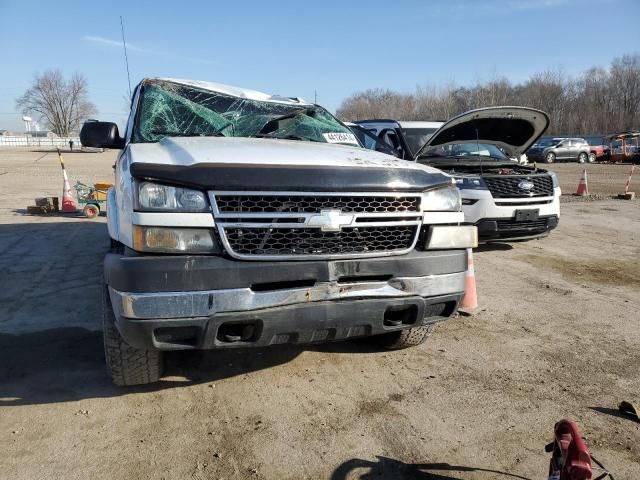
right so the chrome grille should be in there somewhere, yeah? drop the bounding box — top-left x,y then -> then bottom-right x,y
484,175 -> 553,198
215,194 -> 421,213
210,191 -> 423,260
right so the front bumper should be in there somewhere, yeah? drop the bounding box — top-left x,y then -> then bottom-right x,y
105,250 -> 467,350
460,187 -> 560,242
476,215 -> 559,241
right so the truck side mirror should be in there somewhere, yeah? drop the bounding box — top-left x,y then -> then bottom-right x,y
80,121 -> 125,149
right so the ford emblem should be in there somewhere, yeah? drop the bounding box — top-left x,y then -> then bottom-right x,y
518,180 -> 534,191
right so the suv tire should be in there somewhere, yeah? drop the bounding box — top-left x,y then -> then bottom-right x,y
102,286 -> 163,386
545,152 -> 555,163
578,152 -> 588,163
376,325 -> 434,350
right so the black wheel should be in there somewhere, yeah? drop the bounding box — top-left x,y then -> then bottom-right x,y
545,152 -> 555,163
375,325 -> 434,350
588,152 -> 597,163
102,286 -> 163,386
578,152 -> 588,164
83,204 -> 100,218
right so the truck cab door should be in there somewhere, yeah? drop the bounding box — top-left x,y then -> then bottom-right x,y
378,128 -> 408,159
611,139 -> 623,162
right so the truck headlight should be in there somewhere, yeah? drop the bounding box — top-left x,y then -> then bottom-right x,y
422,187 -> 461,212
132,226 -> 221,253
454,176 -> 487,190
549,172 -> 559,188
136,181 -> 209,212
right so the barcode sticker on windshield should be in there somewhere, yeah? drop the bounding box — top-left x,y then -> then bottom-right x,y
323,132 -> 359,145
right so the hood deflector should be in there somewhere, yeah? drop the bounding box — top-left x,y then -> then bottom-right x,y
130,162 -> 451,192
416,106 -> 550,158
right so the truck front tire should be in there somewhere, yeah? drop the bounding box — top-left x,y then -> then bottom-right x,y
102,286 -> 163,386
375,325 -> 434,350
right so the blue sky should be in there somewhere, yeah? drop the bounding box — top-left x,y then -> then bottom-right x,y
1,0 -> 638,131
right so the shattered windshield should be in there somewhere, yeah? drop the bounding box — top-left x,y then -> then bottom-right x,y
132,80 -> 359,146
419,142 -> 512,161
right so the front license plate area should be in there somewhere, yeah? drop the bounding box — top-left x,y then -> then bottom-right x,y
515,209 -> 539,221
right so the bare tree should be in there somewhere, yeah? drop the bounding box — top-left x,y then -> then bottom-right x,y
16,70 -> 96,136
609,54 -> 640,131
336,52 -> 640,136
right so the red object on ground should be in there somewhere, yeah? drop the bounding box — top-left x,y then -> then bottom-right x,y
623,165 -> 635,194
553,419 -> 593,480
575,169 -> 588,196
460,248 -> 478,310
61,169 -> 77,213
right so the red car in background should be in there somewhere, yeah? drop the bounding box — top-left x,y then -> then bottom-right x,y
584,136 -> 611,162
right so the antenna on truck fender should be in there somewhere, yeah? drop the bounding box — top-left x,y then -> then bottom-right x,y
120,15 -> 133,99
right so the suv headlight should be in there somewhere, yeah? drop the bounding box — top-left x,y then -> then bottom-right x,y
136,181 -> 210,212
422,186 -> 461,211
454,176 -> 487,190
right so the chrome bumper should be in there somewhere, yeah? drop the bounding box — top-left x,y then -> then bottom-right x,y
110,271 -> 465,320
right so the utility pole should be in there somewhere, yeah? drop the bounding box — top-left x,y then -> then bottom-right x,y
314,90 -> 317,104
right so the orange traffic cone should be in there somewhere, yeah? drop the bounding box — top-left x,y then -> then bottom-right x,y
458,248 -> 480,316
58,149 -> 77,213
575,169 -> 588,196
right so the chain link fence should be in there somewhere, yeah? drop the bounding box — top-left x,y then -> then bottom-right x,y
0,136 -> 81,148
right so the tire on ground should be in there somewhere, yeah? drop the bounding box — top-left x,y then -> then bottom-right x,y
102,286 -> 163,386
375,325 -> 434,350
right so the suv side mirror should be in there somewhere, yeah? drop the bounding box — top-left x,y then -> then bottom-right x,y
80,121 -> 125,149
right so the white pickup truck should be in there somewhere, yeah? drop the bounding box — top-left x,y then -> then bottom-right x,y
80,78 -> 477,386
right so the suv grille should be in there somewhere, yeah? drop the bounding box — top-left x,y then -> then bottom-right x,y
211,191 -> 423,260
484,175 -> 553,198
496,218 -> 549,232
224,226 -> 418,256
215,194 -> 421,214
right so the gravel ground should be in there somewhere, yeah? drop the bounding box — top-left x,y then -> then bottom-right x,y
0,150 -> 638,480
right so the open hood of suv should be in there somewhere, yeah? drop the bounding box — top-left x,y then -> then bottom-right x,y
415,106 -> 549,158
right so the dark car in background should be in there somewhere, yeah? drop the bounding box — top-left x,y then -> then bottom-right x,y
526,137 -> 592,163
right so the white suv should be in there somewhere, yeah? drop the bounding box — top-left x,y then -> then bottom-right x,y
354,108 -> 561,242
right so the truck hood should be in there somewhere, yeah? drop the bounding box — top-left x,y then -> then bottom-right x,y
127,136 -> 451,192
415,106 -> 549,158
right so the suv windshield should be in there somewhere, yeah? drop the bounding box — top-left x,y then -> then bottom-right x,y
400,127 -> 439,156
419,142 -> 511,161
133,80 -> 358,145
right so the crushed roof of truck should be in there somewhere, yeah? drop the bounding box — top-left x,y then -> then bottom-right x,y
145,78 -> 311,106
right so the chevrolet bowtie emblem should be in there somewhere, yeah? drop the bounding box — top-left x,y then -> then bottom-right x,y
307,209 -> 354,232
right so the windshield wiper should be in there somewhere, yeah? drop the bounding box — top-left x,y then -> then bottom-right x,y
149,130 -> 226,138
251,133 -> 321,143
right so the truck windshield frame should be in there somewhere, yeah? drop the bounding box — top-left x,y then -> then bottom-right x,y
131,80 -> 357,146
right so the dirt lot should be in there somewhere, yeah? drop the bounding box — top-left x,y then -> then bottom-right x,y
0,150 -> 638,480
